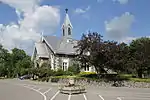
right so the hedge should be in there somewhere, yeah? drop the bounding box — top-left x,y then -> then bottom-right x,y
78,72 -> 98,79
129,78 -> 150,83
50,75 -> 102,83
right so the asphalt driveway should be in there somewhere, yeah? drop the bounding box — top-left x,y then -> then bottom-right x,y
0,79 -> 150,100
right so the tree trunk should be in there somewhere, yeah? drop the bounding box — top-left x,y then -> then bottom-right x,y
137,69 -> 143,78
94,66 -> 99,74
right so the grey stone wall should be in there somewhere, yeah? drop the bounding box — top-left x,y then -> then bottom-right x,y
57,78 -> 150,88
55,55 -> 76,69
57,56 -> 62,68
68,57 -> 76,67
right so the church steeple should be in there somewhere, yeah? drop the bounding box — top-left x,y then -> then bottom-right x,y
40,32 -> 44,42
62,8 -> 73,39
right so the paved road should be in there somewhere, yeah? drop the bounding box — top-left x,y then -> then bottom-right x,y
0,79 -> 43,100
0,79 -> 150,100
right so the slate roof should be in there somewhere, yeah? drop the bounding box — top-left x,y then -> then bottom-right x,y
43,36 -> 61,52
35,42 -> 49,58
43,36 -> 78,55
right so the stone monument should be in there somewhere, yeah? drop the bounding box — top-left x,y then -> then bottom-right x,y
59,78 -> 86,94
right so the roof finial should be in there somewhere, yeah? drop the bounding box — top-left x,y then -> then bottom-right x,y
40,31 -> 44,42
65,8 -> 68,13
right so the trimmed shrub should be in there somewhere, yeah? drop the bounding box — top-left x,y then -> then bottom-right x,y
64,71 -> 74,76
41,77 -> 46,82
50,77 -> 60,82
41,62 -> 51,68
54,68 -> 65,76
46,77 -> 49,82
119,74 -> 133,79
78,72 -> 98,78
68,64 -> 80,75
47,69 -> 54,76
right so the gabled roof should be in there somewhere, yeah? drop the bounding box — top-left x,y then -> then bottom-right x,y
43,36 -> 78,55
56,39 -> 77,55
43,36 -> 61,52
35,42 -> 49,58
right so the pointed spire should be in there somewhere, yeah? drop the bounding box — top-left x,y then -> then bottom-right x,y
61,8 -> 73,39
62,8 -> 73,28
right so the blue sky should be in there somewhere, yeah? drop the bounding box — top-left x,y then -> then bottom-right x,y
0,0 -> 150,53
44,0 -> 150,40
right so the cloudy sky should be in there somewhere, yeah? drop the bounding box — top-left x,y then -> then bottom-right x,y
0,0 -> 150,54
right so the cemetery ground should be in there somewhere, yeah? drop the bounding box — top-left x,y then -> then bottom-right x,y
0,79 -> 150,100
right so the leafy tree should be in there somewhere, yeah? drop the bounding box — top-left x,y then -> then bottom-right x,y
10,48 -> 33,77
0,65 -> 8,77
75,32 -> 129,75
0,44 -> 11,77
128,37 -> 150,78
0,44 -> 33,77
75,32 -> 107,74
15,56 -> 33,76
104,41 -> 129,73
15,56 -> 32,69
11,48 -> 27,68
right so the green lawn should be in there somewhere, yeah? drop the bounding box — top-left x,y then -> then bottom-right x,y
118,74 -> 150,83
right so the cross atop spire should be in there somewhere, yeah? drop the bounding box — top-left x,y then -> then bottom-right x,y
65,8 -> 68,13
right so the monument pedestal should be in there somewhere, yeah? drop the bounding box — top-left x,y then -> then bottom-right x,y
58,78 -> 86,94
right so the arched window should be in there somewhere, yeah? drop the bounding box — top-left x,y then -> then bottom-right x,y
68,27 -> 71,35
63,28 -> 65,36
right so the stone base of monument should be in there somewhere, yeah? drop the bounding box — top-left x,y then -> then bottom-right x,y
59,85 -> 86,94
58,78 -> 86,95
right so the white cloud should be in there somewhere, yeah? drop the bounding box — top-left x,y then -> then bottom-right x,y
113,0 -> 129,4
120,36 -> 150,44
105,12 -> 134,40
21,5 -> 60,34
120,37 -> 136,44
0,0 -> 41,15
0,0 -> 60,54
0,24 -> 40,53
74,6 -> 90,14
